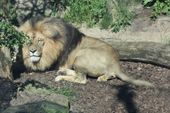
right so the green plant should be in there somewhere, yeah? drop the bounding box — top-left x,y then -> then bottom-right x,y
0,21 -> 29,49
64,0 -> 107,27
62,0 -> 135,31
100,13 -> 113,29
0,21 -> 29,60
0,0 -> 29,59
55,87 -> 75,98
25,84 -> 75,99
111,0 -> 134,32
143,0 -> 170,18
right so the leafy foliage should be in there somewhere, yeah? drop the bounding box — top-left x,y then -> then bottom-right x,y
0,0 -> 29,57
143,0 -> 170,18
143,0 -> 153,5
100,13 -> 113,29
63,0 -> 134,31
111,0 -> 134,32
0,21 -> 29,49
64,0 -> 108,27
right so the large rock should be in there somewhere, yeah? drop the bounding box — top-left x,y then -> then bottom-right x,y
15,0 -> 65,23
3,84 -> 70,113
3,101 -> 69,113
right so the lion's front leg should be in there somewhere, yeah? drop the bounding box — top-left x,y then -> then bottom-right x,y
55,68 -> 87,84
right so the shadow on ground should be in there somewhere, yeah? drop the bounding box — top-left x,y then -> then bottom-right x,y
0,78 -> 17,112
116,84 -> 139,113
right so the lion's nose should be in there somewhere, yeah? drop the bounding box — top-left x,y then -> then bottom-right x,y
30,48 -> 37,53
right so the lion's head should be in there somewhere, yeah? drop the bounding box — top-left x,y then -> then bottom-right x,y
18,17 -> 82,71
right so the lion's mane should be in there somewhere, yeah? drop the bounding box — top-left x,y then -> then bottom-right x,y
19,17 -> 82,71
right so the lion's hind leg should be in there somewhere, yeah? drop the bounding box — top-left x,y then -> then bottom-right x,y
55,68 -> 87,84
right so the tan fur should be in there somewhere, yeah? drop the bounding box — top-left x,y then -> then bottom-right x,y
19,17 -> 154,87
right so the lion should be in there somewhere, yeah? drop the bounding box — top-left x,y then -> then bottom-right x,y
18,17 -> 154,87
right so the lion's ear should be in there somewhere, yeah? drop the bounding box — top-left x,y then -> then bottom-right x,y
42,26 -> 61,39
18,21 -> 32,32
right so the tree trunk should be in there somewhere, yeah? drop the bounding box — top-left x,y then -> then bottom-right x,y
101,38 -> 170,68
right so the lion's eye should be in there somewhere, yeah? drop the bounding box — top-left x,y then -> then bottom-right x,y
38,39 -> 44,46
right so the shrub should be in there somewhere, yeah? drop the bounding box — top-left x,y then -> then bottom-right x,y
63,0 -> 108,27
0,0 -> 29,58
100,13 -> 113,29
143,0 -> 170,18
0,21 -> 29,50
111,0 -> 134,32
63,0 -> 135,32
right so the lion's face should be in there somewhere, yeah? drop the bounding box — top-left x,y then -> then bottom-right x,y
26,32 -> 44,63
22,30 -> 63,71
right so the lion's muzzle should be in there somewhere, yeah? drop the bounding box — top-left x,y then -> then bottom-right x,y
29,48 -> 41,63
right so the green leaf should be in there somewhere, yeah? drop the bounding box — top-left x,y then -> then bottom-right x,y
143,0 -> 153,5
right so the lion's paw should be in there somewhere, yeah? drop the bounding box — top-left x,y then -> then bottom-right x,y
55,76 -> 63,82
97,75 -> 108,82
57,68 -> 76,76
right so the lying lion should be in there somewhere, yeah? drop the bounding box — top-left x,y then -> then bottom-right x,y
18,17 -> 153,87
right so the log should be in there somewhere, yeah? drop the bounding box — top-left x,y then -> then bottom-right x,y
101,38 -> 170,68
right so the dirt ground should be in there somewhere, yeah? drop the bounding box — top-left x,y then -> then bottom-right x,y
1,61 -> 170,113
0,6 -> 170,113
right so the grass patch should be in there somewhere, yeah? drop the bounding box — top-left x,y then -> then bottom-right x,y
24,84 -> 76,100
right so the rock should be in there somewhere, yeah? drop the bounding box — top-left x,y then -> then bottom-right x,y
15,0 -> 65,24
3,84 -> 70,113
0,46 -> 13,80
2,101 -> 69,113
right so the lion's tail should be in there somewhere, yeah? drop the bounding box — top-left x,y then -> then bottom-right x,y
115,70 -> 154,87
